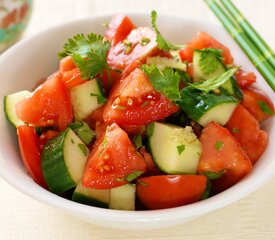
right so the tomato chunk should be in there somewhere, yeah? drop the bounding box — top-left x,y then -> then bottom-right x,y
179,31 -> 233,64
104,14 -> 136,46
82,123 -> 146,189
241,88 -> 274,123
17,126 -> 47,188
107,27 -> 159,71
137,175 -> 207,210
234,69 -> 256,89
198,121 -> 252,194
59,56 -> 86,88
16,74 -> 73,130
103,68 -> 178,125
226,104 -> 268,164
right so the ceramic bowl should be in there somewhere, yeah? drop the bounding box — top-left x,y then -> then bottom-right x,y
0,13 -> 274,230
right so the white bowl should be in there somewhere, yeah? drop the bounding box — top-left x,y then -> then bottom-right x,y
0,13 -> 274,230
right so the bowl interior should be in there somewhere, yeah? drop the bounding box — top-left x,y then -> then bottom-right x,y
0,13 -> 274,230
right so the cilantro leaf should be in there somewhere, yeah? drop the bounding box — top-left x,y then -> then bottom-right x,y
188,67 -> 238,93
90,92 -> 107,104
59,33 -> 111,80
177,145 -> 185,155
151,10 -> 183,51
142,64 -> 181,101
197,48 -> 224,75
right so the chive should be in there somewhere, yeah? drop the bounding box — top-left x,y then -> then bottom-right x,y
78,143 -> 88,156
125,171 -> 144,182
220,0 -> 275,69
146,123 -> 154,137
215,140 -> 224,151
204,0 -> 275,91
177,145 -> 185,155
258,101 -> 274,115
201,180 -> 212,200
204,170 -> 225,180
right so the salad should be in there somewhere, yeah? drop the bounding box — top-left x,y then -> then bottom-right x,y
4,11 -> 274,211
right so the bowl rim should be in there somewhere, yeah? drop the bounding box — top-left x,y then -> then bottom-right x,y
0,13 -> 274,228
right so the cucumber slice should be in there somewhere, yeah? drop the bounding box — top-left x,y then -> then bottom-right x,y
193,49 -> 242,98
4,90 -> 31,127
41,128 -> 90,194
146,56 -> 187,71
72,182 -> 110,208
178,87 -> 239,126
109,184 -> 136,210
70,79 -> 105,120
148,122 -> 202,174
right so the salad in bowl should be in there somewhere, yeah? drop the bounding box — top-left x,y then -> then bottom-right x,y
1,11 -> 274,228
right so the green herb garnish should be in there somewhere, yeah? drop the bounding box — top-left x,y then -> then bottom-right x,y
177,145 -> 185,155
132,134 -> 143,149
188,67 -> 238,93
78,143 -> 88,156
146,123 -> 155,137
151,10 -> 182,51
215,140 -> 224,151
141,37 -> 150,46
142,64 -> 181,101
125,171 -> 144,182
59,33 -> 111,80
258,101 -> 274,115
90,92 -> 107,104
232,127 -> 239,133
204,170 -> 225,180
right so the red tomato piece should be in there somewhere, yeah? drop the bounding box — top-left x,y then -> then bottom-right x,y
103,68 -> 178,125
104,14 -> 136,46
179,31 -> 233,64
59,56 -> 87,88
139,146 -> 160,175
198,121 -> 252,194
17,126 -> 47,188
234,69 -> 256,88
241,88 -> 274,123
137,175 -> 207,210
82,123 -> 146,189
226,104 -> 268,164
107,27 -> 159,71
16,74 -> 73,130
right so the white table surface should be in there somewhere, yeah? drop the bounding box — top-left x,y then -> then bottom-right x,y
1,0 -> 275,239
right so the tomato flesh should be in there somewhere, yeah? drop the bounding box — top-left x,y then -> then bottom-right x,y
104,14 -> 136,46
82,123 -> 146,189
226,104 -> 268,164
179,31 -> 233,64
107,27 -> 159,71
241,88 -> 274,123
198,121 -> 252,194
103,68 -> 178,125
234,69 -> 256,89
137,175 -> 207,210
17,126 -> 47,188
16,74 -> 73,130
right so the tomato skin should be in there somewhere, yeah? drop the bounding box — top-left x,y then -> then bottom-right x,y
139,146 -> 160,175
241,88 -> 274,123
16,74 -> 73,130
59,56 -> 86,88
107,27 -> 159,71
234,69 -> 256,89
103,68 -> 179,125
82,123 -> 146,189
226,104 -> 268,164
17,126 -> 47,188
198,121 -> 252,194
104,14 -> 136,46
137,175 -> 207,210
179,31 -> 233,64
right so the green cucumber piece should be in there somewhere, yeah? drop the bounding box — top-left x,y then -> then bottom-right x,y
148,122 -> 201,174
41,128 -> 90,194
69,120 -> 95,145
72,182 -> 110,208
4,90 -> 31,127
70,79 -> 105,120
178,87 -> 239,126
193,49 -> 242,98
109,184 -> 136,210
146,56 -> 187,71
